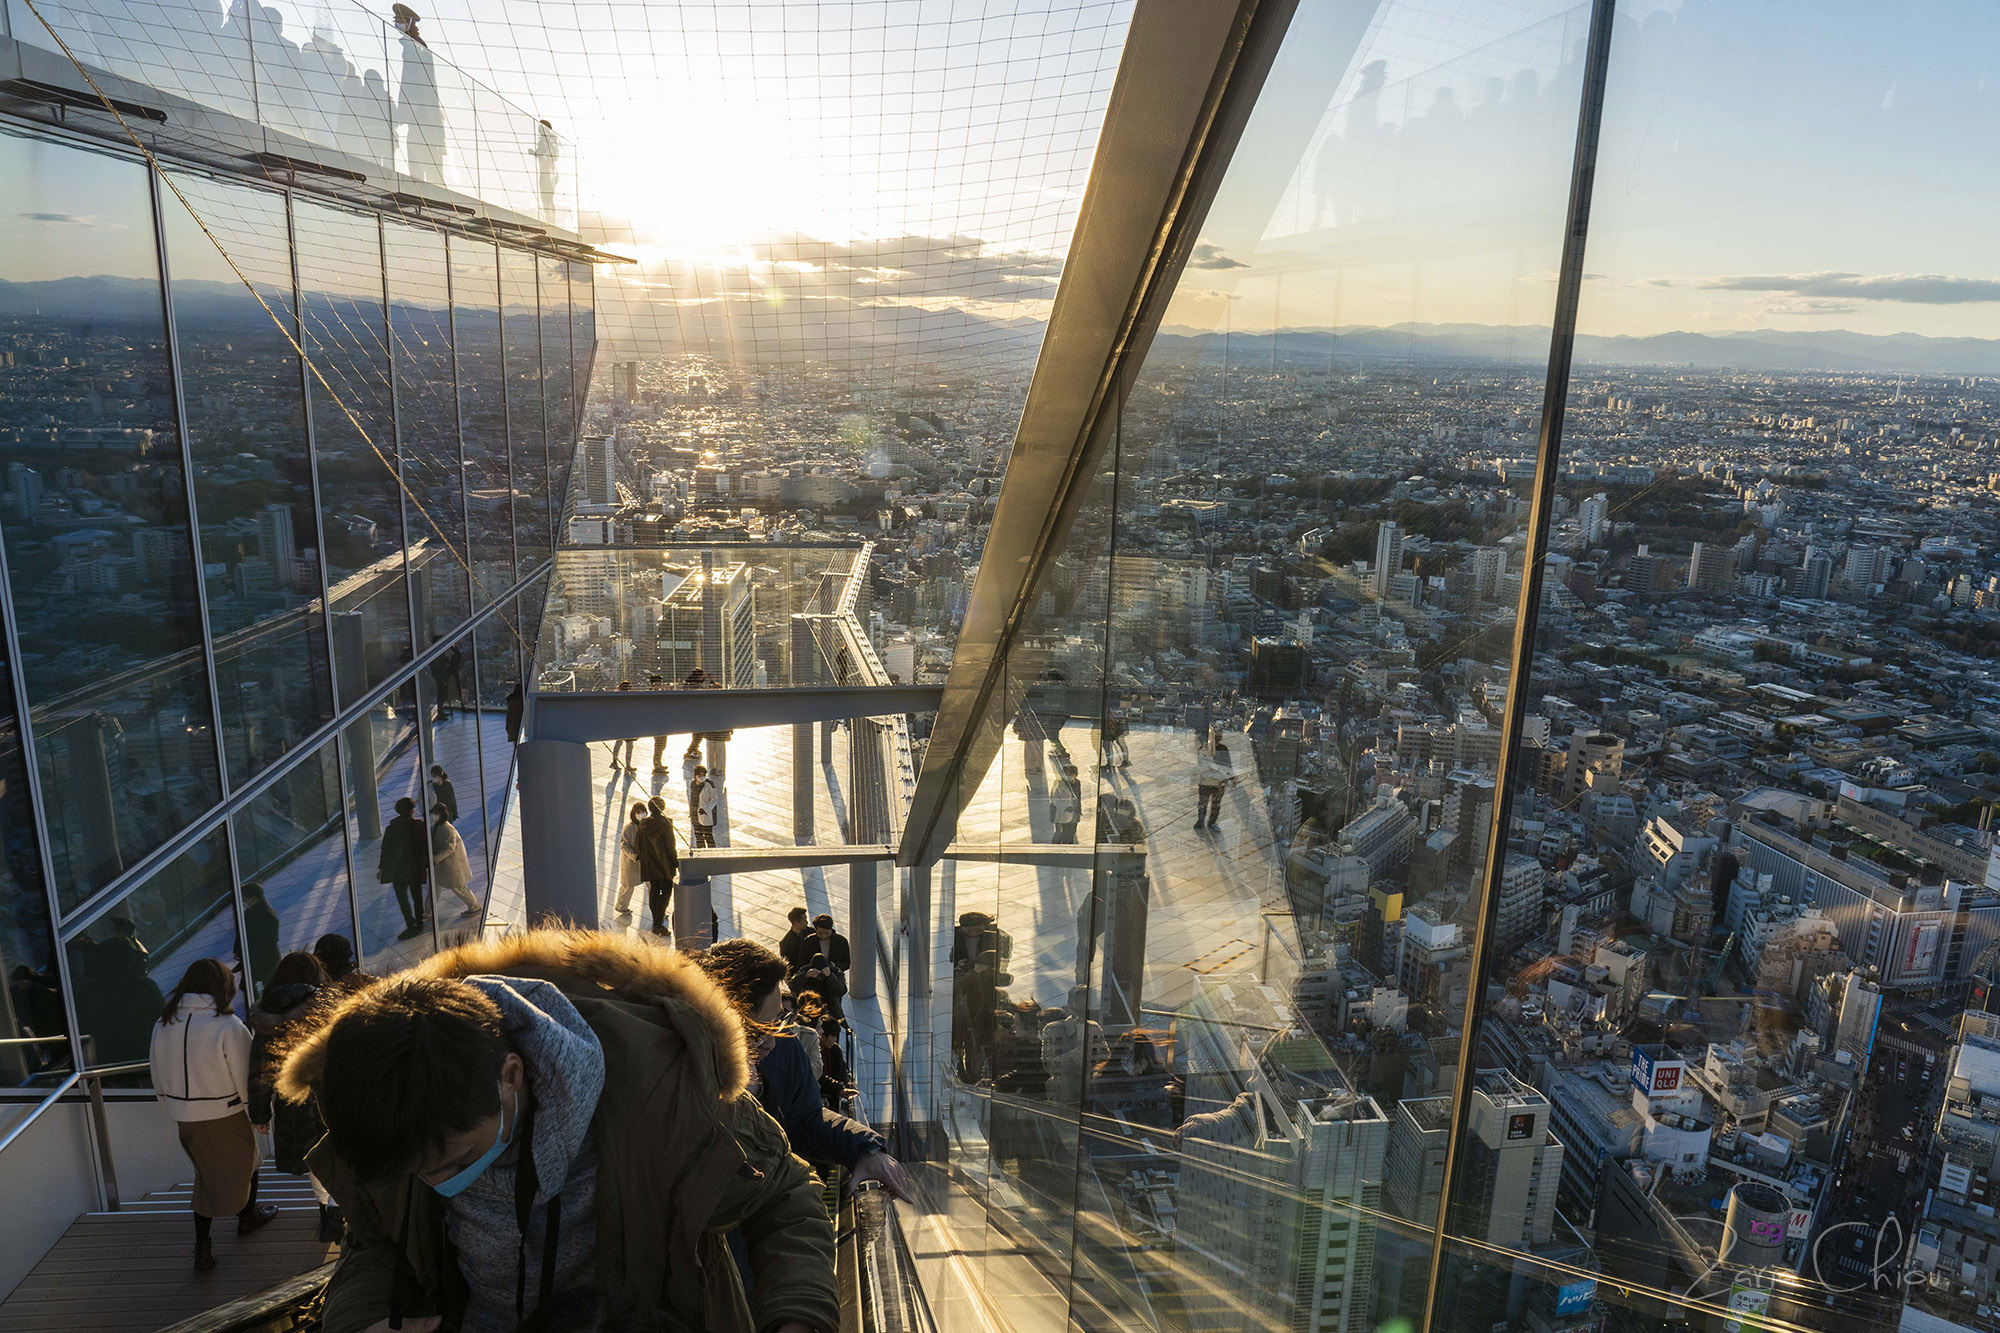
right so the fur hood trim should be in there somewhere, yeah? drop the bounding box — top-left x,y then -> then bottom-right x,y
275,929 -> 749,1104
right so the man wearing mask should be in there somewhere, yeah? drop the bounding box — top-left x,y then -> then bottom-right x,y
276,930 -> 836,1333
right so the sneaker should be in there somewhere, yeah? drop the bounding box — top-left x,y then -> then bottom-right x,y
615,906 -> 633,917
238,1203 -> 279,1237
652,765 -> 669,773
651,924 -> 669,936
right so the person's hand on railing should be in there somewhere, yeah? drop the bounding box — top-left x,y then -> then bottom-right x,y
848,1151 -> 912,1202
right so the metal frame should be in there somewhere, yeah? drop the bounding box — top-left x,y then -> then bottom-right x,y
896,0 -> 1301,870
1423,3 -> 1620,1326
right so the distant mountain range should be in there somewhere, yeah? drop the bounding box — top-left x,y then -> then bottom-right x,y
10,274 -> 1997,375
1153,322 -> 2000,376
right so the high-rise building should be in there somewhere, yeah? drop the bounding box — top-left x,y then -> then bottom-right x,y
1446,1069 -> 1564,1250
1561,730 -> 1623,804
256,503 -> 297,589
1493,852 -> 1549,956
1578,492 -> 1609,545
1374,521 -> 1404,601
1686,541 -> 1737,593
1470,545 -> 1505,600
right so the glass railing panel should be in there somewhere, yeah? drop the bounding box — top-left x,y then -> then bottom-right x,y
4,0 -> 256,123
228,734 -> 356,1000
1440,3 -> 2000,1332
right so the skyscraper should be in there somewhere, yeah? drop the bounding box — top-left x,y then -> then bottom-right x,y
1686,541 -> 1737,593
1578,491 -> 1609,545
256,503 -> 297,589
1374,521 -> 1404,601
1446,1069 -> 1564,1250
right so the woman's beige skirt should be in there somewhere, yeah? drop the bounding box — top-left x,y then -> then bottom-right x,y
177,1110 -> 258,1217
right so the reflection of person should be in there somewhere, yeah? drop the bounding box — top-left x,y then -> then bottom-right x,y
951,912 -> 1011,1083
1049,759 -> 1081,843
275,930 -> 838,1333
429,763 -> 458,821
1100,713 -> 1130,768
392,3 -> 444,184
431,643 -> 464,720
535,117 -> 560,217
379,795 -> 430,940
241,881 -> 281,996
248,951 -> 343,1242
80,917 -> 164,1065
150,958 -> 277,1272
639,796 -> 680,939
431,802 -> 480,915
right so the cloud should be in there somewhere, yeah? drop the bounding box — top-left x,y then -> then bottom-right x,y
15,211 -> 124,228
1759,296 -> 1863,317
1649,270 -> 2000,305
1188,242 -> 1246,270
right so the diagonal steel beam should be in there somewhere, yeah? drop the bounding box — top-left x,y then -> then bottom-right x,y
894,0 -> 1301,869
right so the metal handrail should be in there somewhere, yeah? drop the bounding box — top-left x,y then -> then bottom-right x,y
153,1262 -> 335,1333
0,1058 -> 153,1211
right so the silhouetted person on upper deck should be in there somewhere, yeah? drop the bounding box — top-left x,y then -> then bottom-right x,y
392,4 -> 444,184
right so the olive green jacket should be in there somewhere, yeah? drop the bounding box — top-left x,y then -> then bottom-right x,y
279,930 -> 838,1333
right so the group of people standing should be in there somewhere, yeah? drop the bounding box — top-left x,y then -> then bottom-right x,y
615,797 -> 681,936
376,761 -> 481,941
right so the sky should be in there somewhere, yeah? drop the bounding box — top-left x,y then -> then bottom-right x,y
10,0 -> 2000,357
1174,0 -> 2000,342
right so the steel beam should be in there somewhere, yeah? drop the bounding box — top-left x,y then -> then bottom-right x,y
526,684 -> 943,744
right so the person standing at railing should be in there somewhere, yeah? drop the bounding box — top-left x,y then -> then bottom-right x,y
149,958 -> 278,1272
392,4 -> 444,184
535,118 -> 561,219
639,795 -> 680,939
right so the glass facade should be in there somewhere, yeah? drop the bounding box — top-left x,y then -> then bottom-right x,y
0,117 -> 592,1083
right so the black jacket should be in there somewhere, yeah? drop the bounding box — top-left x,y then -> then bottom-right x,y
638,813 -> 680,883
378,813 -> 429,883
249,981 -> 326,1174
244,901 -> 281,990
756,1030 -> 883,1169
778,928 -> 814,975
430,776 -> 457,822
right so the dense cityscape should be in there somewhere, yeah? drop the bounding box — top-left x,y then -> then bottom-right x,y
562,340 -> 2000,1333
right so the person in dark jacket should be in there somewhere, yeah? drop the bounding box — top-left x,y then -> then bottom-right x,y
951,912 -> 1011,1082
638,795 -> 680,938
429,764 -> 458,822
777,907 -> 812,975
431,642 -> 464,721
378,795 -> 430,940
313,933 -> 372,994
240,881 -> 281,997
789,914 -> 849,1019
504,681 -> 525,745
276,929 -> 836,1333
695,940 -> 908,1197
249,950 -> 342,1241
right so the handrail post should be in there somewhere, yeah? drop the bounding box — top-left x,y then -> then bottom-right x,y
88,1072 -> 119,1211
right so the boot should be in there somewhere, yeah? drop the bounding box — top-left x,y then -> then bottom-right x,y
238,1203 -> 278,1236
194,1237 -> 216,1272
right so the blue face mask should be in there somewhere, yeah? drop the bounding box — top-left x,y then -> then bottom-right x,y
430,1086 -> 516,1198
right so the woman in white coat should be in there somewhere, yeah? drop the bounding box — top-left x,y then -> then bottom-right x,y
615,800 -> 647,915
148,957 -> 277,1270
429,801 -> 480,914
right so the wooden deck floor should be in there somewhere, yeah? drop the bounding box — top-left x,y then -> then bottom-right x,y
0,1184 -> 335,1332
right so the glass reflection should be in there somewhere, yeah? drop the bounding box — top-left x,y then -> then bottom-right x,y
341,682 -> 431,969
386,219 -> 470,644
0,127 -> 223,912
228,738 -> 355,1000
0,643 -> 63,1085
452,235 -> 511,612
64,828 -> 236,1068
501,246 -> 550,573
414,632 -> 489,928
474,596 -> 522,869
296,198 -> 411,706
540,255 -> 574,529
161,171 -> 336,789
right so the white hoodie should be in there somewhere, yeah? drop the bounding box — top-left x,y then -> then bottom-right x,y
149,993 -> 254,1124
